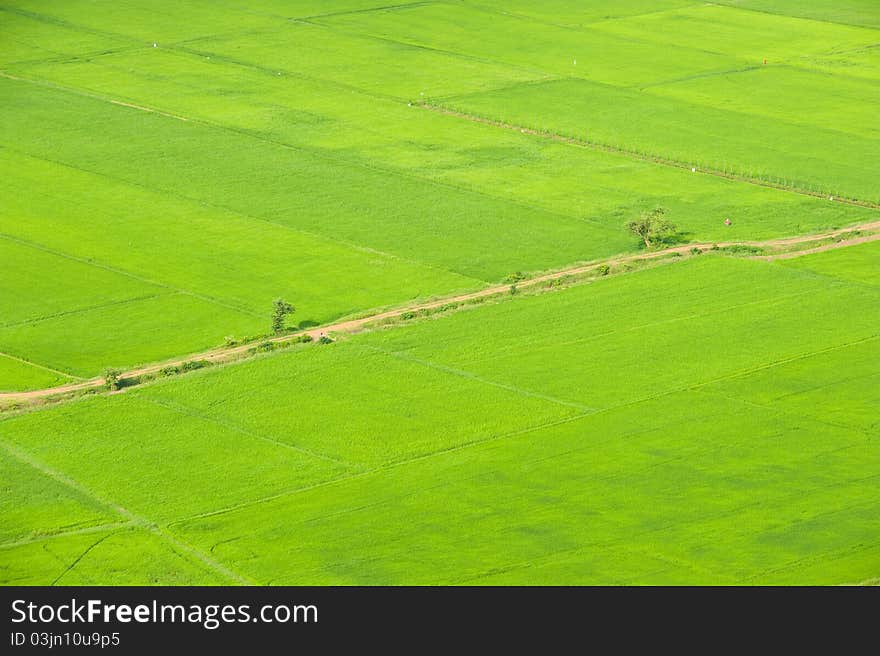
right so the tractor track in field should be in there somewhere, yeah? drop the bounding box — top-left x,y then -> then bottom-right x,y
419,104 -> 880,211
2,221 -> 878,406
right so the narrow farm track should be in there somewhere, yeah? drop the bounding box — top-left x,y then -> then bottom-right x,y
420,104 -> 880,210
2,222 -> 878,405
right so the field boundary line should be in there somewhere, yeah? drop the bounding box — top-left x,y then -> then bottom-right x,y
1,45 -> 144,70
418,103 -> 880,209
2,219 -> 879,404
4,41 -> 615,232
50,532 -> 118,586
0,521 -> 137,550
0,351 -> 79,381
150,323 -> 880,530
141,395 -> 355,468
300,15 -> 557,80
691,334 -> 880,392
0,71 -> 189,122
453,471 -> 880,585
757,232 -> 880,260
708,1 -> 880,31
0,439 -> 254,585
167,410 -> 597,528
0,292 -> 170,330
360,343 -> 596,412
296,1 -> 433,22
0,230 -> 263,319
459,0 -> 690,32
507,287 -> 822,360
3,134 -> 492,289
694,388 -> 874,438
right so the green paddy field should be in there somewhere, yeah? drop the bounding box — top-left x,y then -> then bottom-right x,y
0,0 -> 877,585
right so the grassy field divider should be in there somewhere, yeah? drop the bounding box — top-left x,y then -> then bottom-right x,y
1,222 -> 878,412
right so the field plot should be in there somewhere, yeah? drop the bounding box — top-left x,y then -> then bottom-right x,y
2,0 -> 878,387
2,249 -> 877,585
714,0 -> 880,29
0,355 -> 67,393
0,0 -> 878,587
780,239 -> 880,287
441,77 -> 878,202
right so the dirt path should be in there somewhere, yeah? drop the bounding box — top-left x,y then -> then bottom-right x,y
420,104 -> 880,211
2,222 -> 878,404
755,232 -> 880,260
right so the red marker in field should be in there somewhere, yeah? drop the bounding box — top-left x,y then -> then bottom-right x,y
763,58 -> 767,65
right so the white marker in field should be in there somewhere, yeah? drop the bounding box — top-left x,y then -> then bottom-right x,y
692,167 -> 696,172
573,59 -> 577,65
153,43 -> 157,48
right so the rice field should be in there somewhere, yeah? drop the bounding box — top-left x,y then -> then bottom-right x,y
2,248 -> 878,584
0,1 -> 877,585
1,0 -> 877,388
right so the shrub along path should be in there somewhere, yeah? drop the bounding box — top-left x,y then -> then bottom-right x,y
2,221 -> 878,405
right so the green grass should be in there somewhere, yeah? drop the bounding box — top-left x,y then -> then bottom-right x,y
714,0 -> 880,29
443,77 -> 879,201
0,528 -> 229,585
0,293 -> 260,377
1,0 -> 878,585
10,48 -> 870,241
0,355 -> 70,393
0,447 -> 115,543
589,4 -> 879,62
0,236 -> 161,327
2,0 -> 877,382
2,250 -> 877,584
780,239 -> 880,287
315,3 -> 742,87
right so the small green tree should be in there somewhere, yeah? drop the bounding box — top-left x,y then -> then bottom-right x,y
271,298 -> 295,334
627,207 -> 677,248
103,368 -> 122,391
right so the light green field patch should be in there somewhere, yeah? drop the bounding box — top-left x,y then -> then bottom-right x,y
172,392 -> 872,584
0,78 -> 618,283
445,78 -> 880,201
0,527 -> 231,585
714,0 -> 880,29
0,393 -> 348,522
465,0 -> 702,28
214,0 -> 426,21
0,448 -> 117,544
315,2 -> 740,87
0,293 -> 258,377
699,336 -> 880,433
1,0 -> 280,44
2,251 -> 877,584
186,20 -> 548,100
0,237 -> 162,328
140,343 -> 582,468
591,3 -> 880,62
780,239 -> 880,287
0,149 -> 480,324
363,257 -> 880,410
0,6 -> 131,66
13,49 -> 872,248
647,65 -> 880,139
0,354 -> 70,392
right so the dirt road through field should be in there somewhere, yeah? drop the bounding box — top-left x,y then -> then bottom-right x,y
2,222 -> 878,404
